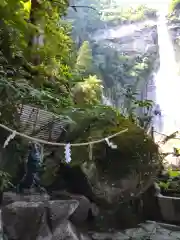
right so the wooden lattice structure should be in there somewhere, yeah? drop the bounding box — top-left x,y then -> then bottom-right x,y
18,105 -> 67,142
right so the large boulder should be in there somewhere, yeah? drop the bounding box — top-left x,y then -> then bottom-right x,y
42,107 -> 160,206
2,201 -> 50,239
51,191 -> 99,224
40,107 -> 160,230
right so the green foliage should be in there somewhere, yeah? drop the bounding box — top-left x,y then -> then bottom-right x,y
159,181 -> 169,191
161,131 -> 178,144
0,0 -> 160,192
158,169 -> 180,193
67,1 -> 157,43
66,0 -> 104,45
66,0 -> 158,114
102,5 -> 157,24
95,49 -> 156,110
0,0 -> 32,58
158,177 -> 180,193
0,0 -> 76,125
0,170 -> 12,191
122,87 -> 154,129
169,0 -> 180,13
76,41 -> 93,76
42,105 -> 160,186
73,75 -> 103,106
168,169 -> 180,177
55,106 -> 159,180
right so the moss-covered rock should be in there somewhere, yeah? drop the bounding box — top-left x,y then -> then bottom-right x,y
42,106 -> 160,205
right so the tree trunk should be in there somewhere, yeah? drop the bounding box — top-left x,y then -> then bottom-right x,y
29,0 -> 43,65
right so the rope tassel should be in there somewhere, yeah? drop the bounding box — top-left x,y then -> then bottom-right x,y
3,131 -> 16,148
89,143 -> 93,160
105,138 -> 117,149
65,143 -> 72,163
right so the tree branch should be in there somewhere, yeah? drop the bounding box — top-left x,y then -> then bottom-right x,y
70,5 -> 99,13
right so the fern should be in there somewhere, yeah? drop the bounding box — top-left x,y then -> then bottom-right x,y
0,170 -> 13,191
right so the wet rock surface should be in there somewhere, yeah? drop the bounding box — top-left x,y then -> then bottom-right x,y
92,21 -> 158,55
1,196 -> 79,240
90,222 -> 180,240
2,193 -> 180,239
51,191 -> 99,225
2,191 -> 50,206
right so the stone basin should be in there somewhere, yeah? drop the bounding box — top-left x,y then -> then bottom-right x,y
157,193 -> 180,222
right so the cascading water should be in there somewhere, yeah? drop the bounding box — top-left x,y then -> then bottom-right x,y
154,9 -> 180,163
98,5 -> 180,161
154,11 -> 180,136
102,95 -> 113,106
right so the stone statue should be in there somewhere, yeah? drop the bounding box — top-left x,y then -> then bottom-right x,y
17,142 -> 46,193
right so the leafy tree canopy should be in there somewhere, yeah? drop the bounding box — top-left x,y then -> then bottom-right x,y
169,0 -> 180,13
0,0 -> 76,125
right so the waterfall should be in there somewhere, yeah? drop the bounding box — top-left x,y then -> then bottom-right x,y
154,11 -> 180,137
102,95 -> 113,106
154,9 -> 180,164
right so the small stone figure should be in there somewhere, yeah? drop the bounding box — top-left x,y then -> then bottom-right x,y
17,142 -> 46,193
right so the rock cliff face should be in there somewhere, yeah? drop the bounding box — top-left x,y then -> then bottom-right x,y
93,21 -> 158,56
92,20 -> 159,110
